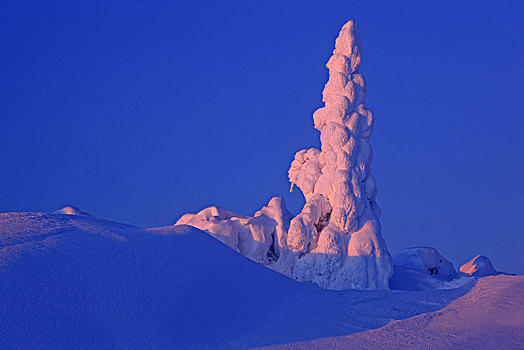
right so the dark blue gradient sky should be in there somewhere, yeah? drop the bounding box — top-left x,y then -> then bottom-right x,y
1,1 -> 523,273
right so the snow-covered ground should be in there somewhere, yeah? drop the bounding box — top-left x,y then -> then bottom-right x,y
0,212 -> 522,349
258,275 -> 524,349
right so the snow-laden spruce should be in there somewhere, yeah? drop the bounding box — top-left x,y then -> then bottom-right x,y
176,20 -> 392,290
283,20 -> 392,289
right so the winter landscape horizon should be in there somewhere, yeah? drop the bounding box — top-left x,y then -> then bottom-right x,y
1,1 -> 523,349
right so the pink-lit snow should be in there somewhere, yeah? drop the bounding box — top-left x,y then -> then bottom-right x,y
178,20 -> 392,291
460,255 -> 499,277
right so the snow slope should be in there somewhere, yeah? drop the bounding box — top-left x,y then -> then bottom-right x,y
258,275 -> 524,349
0,212 -> 306,349
0,212 -> 522,349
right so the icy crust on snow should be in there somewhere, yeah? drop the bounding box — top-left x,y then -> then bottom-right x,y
284,20 -> 392,289
459,255 -> 498,277
176,20 -> 392,290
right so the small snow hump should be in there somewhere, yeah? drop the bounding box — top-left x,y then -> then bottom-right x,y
389,247 -> 460,291
52,206 -> 92,217
393,247 -> 457,280
459,255 -> 498,277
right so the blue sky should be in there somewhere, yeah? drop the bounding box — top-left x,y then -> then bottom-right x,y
1,1 -> 523,273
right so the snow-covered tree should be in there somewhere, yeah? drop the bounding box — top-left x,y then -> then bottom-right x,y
177,20 -> 393,290
283,20 -> 392,289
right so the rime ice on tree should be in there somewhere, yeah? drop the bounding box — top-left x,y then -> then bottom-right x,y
283,20 -> 392,289
176,20 -> 392,290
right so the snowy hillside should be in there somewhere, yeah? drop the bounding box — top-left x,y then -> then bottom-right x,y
0,212 -> 522,349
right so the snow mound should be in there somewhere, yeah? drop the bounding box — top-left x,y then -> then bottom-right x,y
52,206 -> 92,216
175,197 -> 292,264
177,20 -> 392,290
460,255 -> 498,277
390,247 -> 459,291
393,247 -> 457,279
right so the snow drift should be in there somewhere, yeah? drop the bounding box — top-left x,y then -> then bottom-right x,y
0,212 -> 305,349
176,20 -> 392,290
